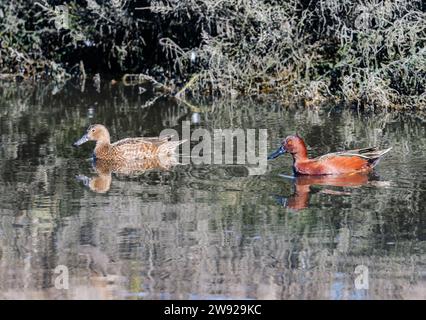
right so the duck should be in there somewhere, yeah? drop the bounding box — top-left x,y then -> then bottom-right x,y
76,155 -> 179,193
73,124 -> 186,160
268,135 -> 391,175
274,173 -> 371,210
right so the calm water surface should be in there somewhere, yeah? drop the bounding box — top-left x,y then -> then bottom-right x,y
0,82 -> 425,299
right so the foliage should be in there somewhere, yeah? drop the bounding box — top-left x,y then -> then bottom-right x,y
0,0 -> 425,109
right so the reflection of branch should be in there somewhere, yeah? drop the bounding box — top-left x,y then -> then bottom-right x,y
173,96 -> 202,113
122,73 -> 172,93
140,95 -> 162,109
122,73 -> 203,112
175,74 -> 199,98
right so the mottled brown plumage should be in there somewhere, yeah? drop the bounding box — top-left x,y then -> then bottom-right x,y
77,156 -> 179,193
73,124 -> 186,160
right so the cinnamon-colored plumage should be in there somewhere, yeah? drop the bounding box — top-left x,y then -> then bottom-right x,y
277,173 -> 370,210
268,135 -> 391,175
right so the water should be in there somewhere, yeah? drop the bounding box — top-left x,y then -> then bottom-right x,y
0,81 -> 425,299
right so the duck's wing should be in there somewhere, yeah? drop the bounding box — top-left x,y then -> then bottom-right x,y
317,147 -> 392,162
112,134 -> 174,148
112,135 -> 186,159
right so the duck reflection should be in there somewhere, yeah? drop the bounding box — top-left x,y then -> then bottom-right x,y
275,173 -> 373,211
76,156 -> 179,193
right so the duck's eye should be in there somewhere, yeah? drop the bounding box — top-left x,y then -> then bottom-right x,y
91,129 -> 95,132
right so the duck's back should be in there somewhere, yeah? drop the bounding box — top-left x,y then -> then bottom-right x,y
111,135 -> 184,160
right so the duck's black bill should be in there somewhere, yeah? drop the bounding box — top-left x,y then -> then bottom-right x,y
73,134 -> 89,147
268,146 -> 286,160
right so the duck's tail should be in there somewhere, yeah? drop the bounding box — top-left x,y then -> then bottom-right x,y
366,147 -> 392,168
328,146 -> 392,168
158,139 -> 187,155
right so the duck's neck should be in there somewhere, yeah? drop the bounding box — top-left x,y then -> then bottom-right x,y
291,150 -> 308,164
94,140 -> 112,158
288,184 -> 310,210
89,174 -> 112,193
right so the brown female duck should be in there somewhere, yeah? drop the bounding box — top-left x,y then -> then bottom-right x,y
73,124 -> 185,160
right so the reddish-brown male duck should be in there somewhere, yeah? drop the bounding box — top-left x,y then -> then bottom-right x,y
268,135 -> 391,175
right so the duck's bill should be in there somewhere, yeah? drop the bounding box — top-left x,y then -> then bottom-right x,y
75,174 -> 90,186
73,134 -> 89,147
268,146 -> 286,160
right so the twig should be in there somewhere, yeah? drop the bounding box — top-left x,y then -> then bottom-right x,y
175,73 -> 200,98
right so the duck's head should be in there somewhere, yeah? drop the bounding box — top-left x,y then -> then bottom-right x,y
76,174 -> 112,193
268,134 -> 307,160
73,124 -> 110,146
